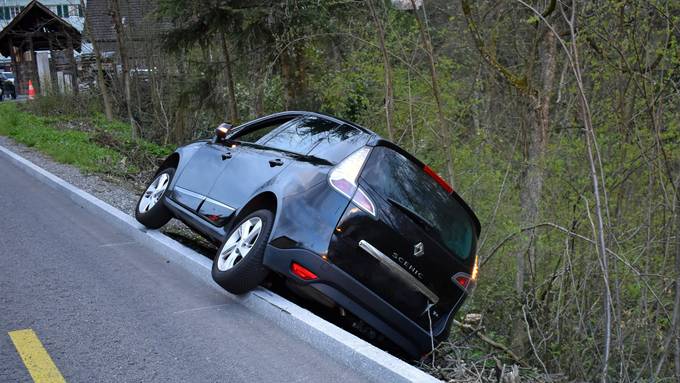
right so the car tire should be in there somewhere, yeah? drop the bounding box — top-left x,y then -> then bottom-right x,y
135,167 -> 174,229
212,209 -> 273,294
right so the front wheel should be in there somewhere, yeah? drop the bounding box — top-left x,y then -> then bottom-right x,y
212,209 -> 273,294
135,168 -> 174,229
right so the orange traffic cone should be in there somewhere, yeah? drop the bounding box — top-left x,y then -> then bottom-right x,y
28,80 -> 36,100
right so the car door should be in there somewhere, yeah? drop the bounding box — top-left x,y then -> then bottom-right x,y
171,116 -> 297,211
170,141 -> 232,211
198,115 -> 340,225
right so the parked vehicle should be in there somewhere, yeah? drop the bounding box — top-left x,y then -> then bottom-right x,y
135,111 -> 480,357
0,73 -> 16,100
1,72 -> 15,84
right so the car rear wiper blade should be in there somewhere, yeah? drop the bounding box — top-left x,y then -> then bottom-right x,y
387,198 -> 435,232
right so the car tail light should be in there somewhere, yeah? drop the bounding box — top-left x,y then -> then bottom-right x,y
452,271 -> 475,292
423,165 -> 453,193
291,262 -> 318,281
329,147 -> 376,216
454,274 -> 471,288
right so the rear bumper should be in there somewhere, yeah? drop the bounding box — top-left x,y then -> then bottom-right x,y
263,244 -> 459,357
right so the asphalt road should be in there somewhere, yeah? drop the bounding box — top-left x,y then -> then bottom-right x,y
0,155 -> 367,382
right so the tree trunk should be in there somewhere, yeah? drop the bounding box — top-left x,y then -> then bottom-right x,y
280,45 -> 308,110
410,0 -> 454,185
563,11 -> 612,379
110,0 -> 138,139
511,28 -> 557,356
82,0 -> 113,121
220,33 -> 239,124
367,0 -> 394,141
280,49 -> 294,109
675,185 -> 680,380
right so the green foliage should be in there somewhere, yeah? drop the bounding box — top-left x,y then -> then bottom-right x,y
0,103 -> 171,177
22,92 -> 103,119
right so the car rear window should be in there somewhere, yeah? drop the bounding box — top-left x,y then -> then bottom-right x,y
361,146 -> 476,260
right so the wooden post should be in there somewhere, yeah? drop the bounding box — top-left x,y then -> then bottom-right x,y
8,36 -> 20,95
27,35 -> 39,94
47,33 -> 56,94
66,31 -> 78,95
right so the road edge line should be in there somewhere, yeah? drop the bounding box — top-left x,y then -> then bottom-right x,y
0,144 -> 440,383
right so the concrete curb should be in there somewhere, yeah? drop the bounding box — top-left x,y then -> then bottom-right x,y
0,144 -> 440,383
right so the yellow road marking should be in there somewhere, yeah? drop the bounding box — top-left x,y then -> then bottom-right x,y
8,329 -> 66,383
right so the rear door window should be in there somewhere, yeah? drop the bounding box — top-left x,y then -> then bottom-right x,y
361,146 -> 476,259
261,116 -> 339,154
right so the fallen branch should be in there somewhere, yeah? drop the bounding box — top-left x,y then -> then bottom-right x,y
453,319 -> 529,368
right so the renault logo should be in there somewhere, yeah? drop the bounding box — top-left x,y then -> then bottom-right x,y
413,242 -> 424,257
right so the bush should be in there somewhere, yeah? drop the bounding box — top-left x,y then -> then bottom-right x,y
21,91 -> 104,119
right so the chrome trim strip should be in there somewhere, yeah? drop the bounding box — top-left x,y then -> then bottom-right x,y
173,186 -> 205,200
358,240 -> 439,304
204,197 -> 236,211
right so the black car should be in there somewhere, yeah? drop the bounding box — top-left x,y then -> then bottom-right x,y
0,73 -> 16,101
135,111 -> 480,358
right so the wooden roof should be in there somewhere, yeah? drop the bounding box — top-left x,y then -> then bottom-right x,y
0,0 -> 81,57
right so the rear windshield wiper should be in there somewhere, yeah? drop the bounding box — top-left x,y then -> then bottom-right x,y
387,198 -> 436,233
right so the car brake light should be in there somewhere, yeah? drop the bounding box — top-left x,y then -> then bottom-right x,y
423,165 -> 453,193
329,147 -> 376,216
291,262 -> 318,280
452,272 -> 475,292
456,275 -> 470,288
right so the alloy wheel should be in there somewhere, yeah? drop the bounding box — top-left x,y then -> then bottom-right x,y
138,173 -> 170,213
217,217 -> 263,272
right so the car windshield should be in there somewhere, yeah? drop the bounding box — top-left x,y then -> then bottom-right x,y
361,146 -> 476,260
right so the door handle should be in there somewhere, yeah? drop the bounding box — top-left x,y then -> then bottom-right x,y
221,152 -> 232,160
268,158 -> 284,167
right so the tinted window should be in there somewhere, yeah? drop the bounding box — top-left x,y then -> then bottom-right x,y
262,116 -> 339,154
311,124 -> 361,151
361,146 -> 475,259
232,117 -> 296,144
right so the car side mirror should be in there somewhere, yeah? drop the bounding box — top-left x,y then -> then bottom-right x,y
215,123 -> 233,141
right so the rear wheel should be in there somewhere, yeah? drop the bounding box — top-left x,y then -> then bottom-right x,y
135,168 -> 174,229
212,209 -> 273,294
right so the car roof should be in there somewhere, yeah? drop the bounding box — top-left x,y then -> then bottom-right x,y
256,111 -> 376,136
240,111 -> 481,233
256,111 -> 433,167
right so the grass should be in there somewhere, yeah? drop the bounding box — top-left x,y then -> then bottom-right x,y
0,102 -> 172,178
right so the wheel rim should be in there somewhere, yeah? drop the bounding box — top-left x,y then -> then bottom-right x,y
217,217 -> 263,272
138,173 -> 170,213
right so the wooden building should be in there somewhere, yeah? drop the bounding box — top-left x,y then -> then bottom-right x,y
0,0 -> 81,95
